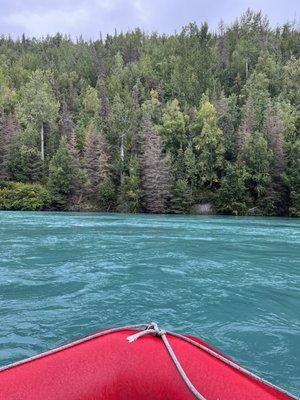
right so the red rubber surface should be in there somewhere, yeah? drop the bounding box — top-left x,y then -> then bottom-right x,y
0,329 -> 293,400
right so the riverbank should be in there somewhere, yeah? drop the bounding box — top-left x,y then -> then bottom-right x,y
1,181 -> 298,217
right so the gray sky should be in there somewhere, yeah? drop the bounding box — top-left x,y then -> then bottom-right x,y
0,0 -> 299,39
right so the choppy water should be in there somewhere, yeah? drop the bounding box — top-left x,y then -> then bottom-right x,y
0,211 -> 299,395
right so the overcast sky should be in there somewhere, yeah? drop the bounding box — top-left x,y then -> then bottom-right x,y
0,0 -> 299,39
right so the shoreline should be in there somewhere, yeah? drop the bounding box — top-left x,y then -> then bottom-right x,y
0,209 -> 298,218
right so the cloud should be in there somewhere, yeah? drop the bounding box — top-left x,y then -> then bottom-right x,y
3,8 -> 90,37
0,0 -> 298,39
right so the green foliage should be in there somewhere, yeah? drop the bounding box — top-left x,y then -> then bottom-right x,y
7,141 -> 43,183
48,136 -> 75,209
99,177 -> 116,211
184,144 -> 197,189
16,70 -> 59,129
0,10 -> 299,215
169,179 -> 191,214
242,71 -> 271,129
82,86 -> 100,117
214,93 -> 238,161
0,182 -> 51,211
124,157 -> 141,213
284,139 -> 300,216
160,99 -> 188,152
141,90 -> 162,124
216,163 -> 248,215
244,131 -> 273,204
193,97 -> 225,187
282,57 -> 300,105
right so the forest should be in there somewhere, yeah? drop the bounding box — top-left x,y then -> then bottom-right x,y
0,9 -> 299,216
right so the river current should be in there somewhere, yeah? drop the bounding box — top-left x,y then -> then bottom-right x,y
0,212 -> 299,395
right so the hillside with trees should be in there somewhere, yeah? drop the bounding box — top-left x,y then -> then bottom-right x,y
0,10 -> 299,215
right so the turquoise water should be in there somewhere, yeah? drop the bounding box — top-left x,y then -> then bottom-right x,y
0,212 -> 299,396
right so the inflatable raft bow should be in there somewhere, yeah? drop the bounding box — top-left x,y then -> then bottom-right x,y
0,322 -> 297,400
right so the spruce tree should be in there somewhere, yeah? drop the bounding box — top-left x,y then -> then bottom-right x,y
123,156 -> 141,213
131,84 -> 141,157
193,97 -> 225,188
97,64 -> 110,127
214,92 -> 238,161
140,115 -> 170,213
169,179 -> 191,214
160,98 -> 188,153
0,113 -> 18,180
7,125 -> 44,183
244,131 -> 273,211
216,162 -> 248,215
237,97 -> 255,154
84,127 -> 112,208
48,136 -> 75,209
242,71 -> 271,129
61,101 -> 75,140
284,140 -> 300,217
263,105 -> 289,214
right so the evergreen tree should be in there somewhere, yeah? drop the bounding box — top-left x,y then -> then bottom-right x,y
264,105 -> 286,176
61,101 -> 75,140
216,162 -> 248,215
169,179 -> 191,214
237,97 -> 255,154
107,94 -> 131,188
97,64 -> 110,127
284,140 -> 300,217
242,71 -> 271,129
140,115 -> 170,213
67,130 -> 88,210
214,92 -> 238,161
0,113 -> 18,180
131,84 -> 141,157
263,105 -> 288,215
282,57 -> 300,105
84,128 -> 101,204
244,131 -> 273,210
0,12 -> 298,215
160,98 -> 188,153
84,127 -> 112,208
123,156 -> 142,213
141,90 -> 162,125
7,124 -> 44,183
48,136 -> 75,209
184,143 -> 197,190
193,97 -> 225,187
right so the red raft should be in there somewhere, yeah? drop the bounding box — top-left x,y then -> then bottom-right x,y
0,323 -> 296,400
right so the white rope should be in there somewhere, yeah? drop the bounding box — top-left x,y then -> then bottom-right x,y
0,323 -> 150,372
127,322 -> 207,400
127,322 -> 297,400
167,331 -> 298,399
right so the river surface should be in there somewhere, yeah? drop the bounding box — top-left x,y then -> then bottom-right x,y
0,211 -> 299,395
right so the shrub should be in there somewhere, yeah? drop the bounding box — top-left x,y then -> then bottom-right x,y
0,182 -> 51,211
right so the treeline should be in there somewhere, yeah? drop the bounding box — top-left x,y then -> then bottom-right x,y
0,10 -> 299,215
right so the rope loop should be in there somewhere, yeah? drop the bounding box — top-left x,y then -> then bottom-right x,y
149,322 -> 166,337
127,323 -> 207,400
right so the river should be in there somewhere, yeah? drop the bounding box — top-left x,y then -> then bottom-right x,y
0,211 -> 299,396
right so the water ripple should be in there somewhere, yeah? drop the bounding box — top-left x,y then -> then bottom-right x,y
0,211 -> 299,396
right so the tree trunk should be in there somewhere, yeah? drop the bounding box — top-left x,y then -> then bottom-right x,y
40,123 -> 44,162
120,133 -> 124,186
